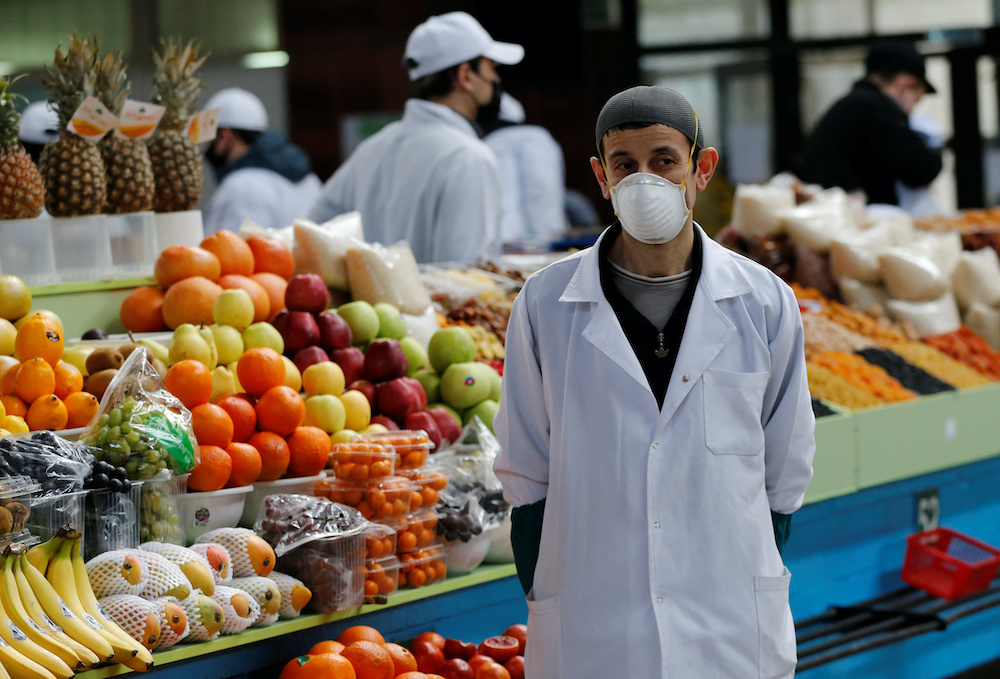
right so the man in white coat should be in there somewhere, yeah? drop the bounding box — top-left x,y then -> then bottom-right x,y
307,11 -> 520,264
494,86 -> 815,678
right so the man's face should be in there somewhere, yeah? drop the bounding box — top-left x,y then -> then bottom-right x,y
469,58 -> 500,106
889,73 -> 927,115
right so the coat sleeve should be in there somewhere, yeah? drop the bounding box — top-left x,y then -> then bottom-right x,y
493,284 -> 551,508
306,167 -> 353,225
868,99 -> 943,189
431,150 -> 503,264
520,130 -> 568,242
204,175 -> 278,236
761,280 -> 816,515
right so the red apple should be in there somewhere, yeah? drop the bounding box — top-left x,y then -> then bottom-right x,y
347,379 -> 378,411
329,347 -> 366,385
478,636 -> 520,663
428,406 -> 462,446
285,273 -> 330,313
404,411 -> 442,452
411,639 -> 445,673
444,638 -> 478,661
271,309 -> 320,353
377,376 -> 425,422
370,415 -> 400,431
363,338 -> 409,382
439,657 -> 474,679
316,310 -> 353,351
292,345 -> 330,373
504,655 -> 525,679
398,376 -> 427,411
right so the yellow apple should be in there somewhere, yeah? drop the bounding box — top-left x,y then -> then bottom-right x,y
338,389 -> 371,432
302,361 -> 345,397
304,394 -> 347,434
282,355 -> 303,392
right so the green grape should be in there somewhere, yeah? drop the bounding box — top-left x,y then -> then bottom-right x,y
118,439 -> 131,456
120,422 -> 132,435
98,413 -> 110,426
125,458 -> 140,475
107,449 -> 125,467
125,431 -> 141,445
108,409 -> 122,427
155,460 -> 167,471
108,425 -> 121,441
143,449 -> 159,464
90,427 -> 108,446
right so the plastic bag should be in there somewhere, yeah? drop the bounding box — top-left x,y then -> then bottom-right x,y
952,248 -> 1000,311
830,227 -> 893,284
0,430 -> 92,496
730,184 -> 796,238
964,302 -> 1000,350
838,279 -> 889,313
255,493 -> 367,557
238,218 -> 295,250
779,188 -> 858,252
879,247 -> 949,302
81,349 -> 198,480
346,240 -> 432,315
885,293 -> 962,337
292,213 -> 365,291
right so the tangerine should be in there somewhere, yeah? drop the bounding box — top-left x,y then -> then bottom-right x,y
237,347 -> 285,397
187,444 -> 232,491
64,391 -> 100,429
0,395 -> 26,418
201,230 -> 255,278
53,361 -> 83,400
14,314 -> 63,367
0,362 -> 19,396
161,276 -> 224,329
251,272 -> 288,320
474,662 -> 510,679
225,442 -> 262,487
285,426 -> 332,477
164,360 -> 213,410
246,235 -> 295,280
309,640 -> 346,655
395,674 -> 429,679
298,653 -> 357,679
218,275 -> 270,324
340,640 -> 394,679
247,430 -> 291,481
255,386 -> 305,437
119,286 -> 168,333
215,394 -> 257,442
336,625 -> 386,646
384,642 -> 418,675
191,403 -> 235,448
14,357 -> 55,404
26,394 -> 68,431
154,245 -> 221,288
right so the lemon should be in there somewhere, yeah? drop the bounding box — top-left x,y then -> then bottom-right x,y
0,415 -> 28,434
0,276 -> 31,322
0,399 -> 6,420
0,319 -> 15,356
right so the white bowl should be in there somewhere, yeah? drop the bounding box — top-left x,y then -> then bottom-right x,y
444,529 -> 493,575
238,474 -> 325,528
177,485 -> 253,545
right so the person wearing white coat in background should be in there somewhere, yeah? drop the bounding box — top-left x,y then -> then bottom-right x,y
494,85 -> 815,678
202,88 -> 322,235
484,93 -> 569,246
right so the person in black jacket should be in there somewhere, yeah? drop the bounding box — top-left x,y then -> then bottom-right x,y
798,40 -> 943,207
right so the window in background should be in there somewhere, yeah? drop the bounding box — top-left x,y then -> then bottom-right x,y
638,0 -> 769,47
791,0 -> 870,39
158,0 -> 279,56
874,0 -> 990,34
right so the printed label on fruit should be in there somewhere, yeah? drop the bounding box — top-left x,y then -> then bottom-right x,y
42,613 -> 62,634
144,413 -> 197,473
58,598 -> 77,619
68,96 -> 119,139
0,636 -> 7,647
186,107 -> 220,144
8,620 -> 28,642
28,618 -> 45,635
83,613 -> 104,631
114,99 -> 166,140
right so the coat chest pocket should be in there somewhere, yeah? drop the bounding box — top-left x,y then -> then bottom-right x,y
703,369 -> 769,456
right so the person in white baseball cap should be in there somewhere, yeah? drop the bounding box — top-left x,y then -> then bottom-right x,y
308,11 -> 524,264
202,87 -> 321,235
19,101 -> 59,165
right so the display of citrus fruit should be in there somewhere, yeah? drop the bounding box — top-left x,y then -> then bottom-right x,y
64,391 -> 100,429
247,430 -> 291,481
53,361 -> 83,400
26,394 -> 68,431
285,426 -> 332,477
14,356 -> 55,404
164,359 -> 213,409
340,640 -> 394,679
237,347 -> 286,397
191,403 -> 235,448
255,386 -> 305,437
14,314 -> 63,367
216,393 -> 257,442
187,444 -> 232,491
225,442 -> 262,487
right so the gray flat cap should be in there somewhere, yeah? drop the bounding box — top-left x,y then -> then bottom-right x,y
595,85 -> 704,154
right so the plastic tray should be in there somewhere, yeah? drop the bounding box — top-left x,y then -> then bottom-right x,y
364,521 -> 396,560
396,508 -> 440,553
139,473 -> 186,545
319,476 -> 415,521
398,544 -> 447,589
364,554 -> 400,602
359,430 -> 433,469
107,211 -> 158,278
278,532 -> 366,613
902,527 -> 1000,600
84,482 -> 142,560
329,442 -> 395,482
49,214 -> 116,283
0,476 -> 40,545
397,465 -> 448,510
0,216 -> 59,285
27,490 -> 86,543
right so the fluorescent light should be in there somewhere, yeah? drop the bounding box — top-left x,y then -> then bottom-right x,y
241,51 -> 289,70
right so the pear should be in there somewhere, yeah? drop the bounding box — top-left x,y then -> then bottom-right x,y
169,324 -> 212,366
210,366 -> 237,403
213,289 -> 255,330
62,346 -> 95,376
198,326 -> 219,370
138,338 -> 171,365
209,324 -> 244,366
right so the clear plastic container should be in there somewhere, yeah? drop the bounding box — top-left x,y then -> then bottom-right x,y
49,214 -> 115,283
139,473 -> 186,545
279,532 -> 366,613
0,216 -> 59,285
319,476 -> 414,521
398,544 -> 447,589
0,476 -> 39,545
329,442 -> 395,482
239,474 -> 324,528
360,430 -> 433,470
364,521 -> 397,560
364,554 -> 399,602
27,490 -> 86,543
107,211 -> 158,278
153,209 -> 204,250
397,465 -> 448,510
84,481 -> 142,560
396,508 -> 440,553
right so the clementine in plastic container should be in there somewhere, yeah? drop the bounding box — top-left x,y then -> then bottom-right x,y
119,286 -> 167,333
361,430 -> 432,470
330,442 -> 395,482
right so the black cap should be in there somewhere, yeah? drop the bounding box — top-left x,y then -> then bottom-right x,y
595,85 -> 704,156
866,40 -> 936,94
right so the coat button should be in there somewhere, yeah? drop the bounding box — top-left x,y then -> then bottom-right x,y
654,521 -> 661,529
657,597 -> 664,604
651,442 -> 659,450
682,375 -> 690,382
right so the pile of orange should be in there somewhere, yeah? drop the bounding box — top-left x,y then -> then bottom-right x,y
279,625 -> 423,679
121,231 -> 296,332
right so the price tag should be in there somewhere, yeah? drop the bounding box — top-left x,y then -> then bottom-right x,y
186,107 -> 220,144
916,488 -> 940,532
114,100 -> 165,140
68,96 -> 119,140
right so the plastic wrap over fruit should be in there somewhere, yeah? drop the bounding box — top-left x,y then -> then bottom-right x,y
254,493 -> 367,557
434,417 -> 509,539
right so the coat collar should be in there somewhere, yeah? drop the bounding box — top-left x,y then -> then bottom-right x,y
403,98 -> 481,140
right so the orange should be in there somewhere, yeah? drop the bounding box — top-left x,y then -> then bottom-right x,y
64,391 -> 100,429
336,625 -> 386,646
279,653 -> 357,679
201,230 -> 255,278
310,640 -> 346,656
248,430 -> 291,481
225,442 -> 262,487
0,362 -> 19,396
255,386 -> 305,437
0,395 -> 26,418
246,235 -> 296,280
191,403 -> 235,448
395,674 -> 429,679
384,643 -> 418,676
474,662 -> 511,679
217,274 -> 271,324
53,361 -> 83,400
187,444 -> 232,491
154,245 -> 221,288
26,394 -> 68,431
237,348 -> 285,398
14,314 -> 63,367
412,632 -> 445,650
285,426 -> 332,477
14,357 -> 55,404
164,360 -> 213,410
216,394 -> 257,442
161,276 -> 224,329
251,273 -> 288,320
119,286 -> 168,333
340,641 -> 393,679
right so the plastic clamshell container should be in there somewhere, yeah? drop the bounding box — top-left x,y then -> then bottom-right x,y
49,214 -> 116,283
360,430 -> 433,470
329,441 -> 396,482
239,474 -> 324,528
153,209 -> 204,250
0,216 -> 59,285
177,485 -> 253,546
139,473 -> 186,546
27,490 -> 87,543
107,211 -> 158,278
397,465 -> 448,510
364,521 -> 397,560
0,476 -> 40,544
901,527 -> 1000,600
398,543 -> 447,588
279,531 -> 366,613
319,476 -> 414,521
84,481 -> 142,560
364,554 -> 400,602
396,508 -> 440,553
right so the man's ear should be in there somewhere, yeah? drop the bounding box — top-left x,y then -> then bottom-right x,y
590,156 -> 612,200
454,62 -> 475,94
694,148 -> 719,191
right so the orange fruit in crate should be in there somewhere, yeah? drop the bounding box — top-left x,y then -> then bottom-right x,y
340,641 -> 394,679
309,640 -> 346,655
187,444 -> 232,491
53,361 -> 83,400
0,362 -> 19,396
255,386 -> 305,437
218,275 -> 270,324
15,357 -> 56,404
0,395 -> 26,418
161,276 -> 224,329
225,442 -> 262,487
337,625 -> 386,646
155,245 -> 221,288
64,391 -> 100,429
248,430 -> 291,481
246,235 -> 295,280
285,426 -> 332,477
191,403 -> 235,448
251,273 -> 288,320
216,394 -> 257,442
119,286 -> 168,333
237,348 -> 285,397
14,314 -> 63,367
164,360 -> 213,410
26,394 -> 68,431
201,230 -> 255,278
385,643 -> 418,675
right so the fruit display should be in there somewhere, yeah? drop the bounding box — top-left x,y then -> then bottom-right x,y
266,570 -> 313,619
0,429 -> 92,495
0,76 -> 45,220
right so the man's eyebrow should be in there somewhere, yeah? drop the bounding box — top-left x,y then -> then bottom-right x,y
607,144 -> 680,160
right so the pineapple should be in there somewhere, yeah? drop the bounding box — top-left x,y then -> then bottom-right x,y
147,39 -> 208,212
0,76 -> 45,220
96,49 -> 155,213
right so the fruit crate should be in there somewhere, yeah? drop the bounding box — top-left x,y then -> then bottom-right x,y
328,441 -> 396,482
364,554 -> 400,603
397,465 -> 448,510
398,544 -> 447,589
360,430 -> 433,469
901,527 -> 1000,600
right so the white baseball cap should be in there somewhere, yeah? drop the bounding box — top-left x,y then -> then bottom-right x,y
204,88 -> 268,131
404,11 -> 524,81
19,101 -> 59,144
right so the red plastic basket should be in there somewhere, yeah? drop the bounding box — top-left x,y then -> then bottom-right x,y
901,527 -> 1000,600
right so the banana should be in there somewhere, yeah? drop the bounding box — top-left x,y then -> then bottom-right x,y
0,633 -> 58,679
13,554 -> 115,662
0,559 -> 73,679
136,339 -> 170,366
25,539 -> 60,578
0,554 -> 85,671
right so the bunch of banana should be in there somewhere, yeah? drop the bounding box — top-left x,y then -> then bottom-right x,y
19,527 -> 155,673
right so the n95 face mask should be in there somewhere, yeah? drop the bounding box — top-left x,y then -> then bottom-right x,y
610,172 -> 690,245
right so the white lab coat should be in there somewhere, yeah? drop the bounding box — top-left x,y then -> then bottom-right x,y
307,99 -> 503,265
203,168 -> 322,235
494,225 -> 815,678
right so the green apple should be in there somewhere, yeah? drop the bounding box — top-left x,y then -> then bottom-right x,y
282,355 -> 302,392
428,326 -> 477,374
302,361 -> 346,397
210,366 -> 236,403
487,368 -> 502,402
241,321 -> 284,354
213,288 -> 255,329
331,429 -> 361,444
361,423 -> 389,435
304,394 -> 347,434
374,302 -> 407,340
209,324 -> 245,365
440,361 -> 494,410
463,399 -> 500,433
339,389 -> 371,431
399,336 -> 429,375
412,368 -> 441,404
336,301 -> 380,344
